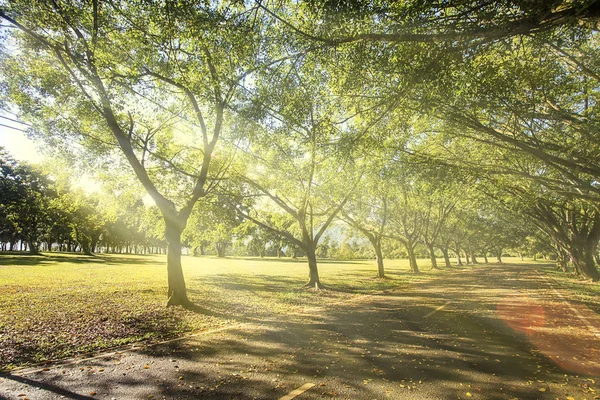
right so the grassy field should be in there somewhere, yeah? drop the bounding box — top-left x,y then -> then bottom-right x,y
0,253 -> 590,371
0,253 -> 441,371
540,264 -> 600,313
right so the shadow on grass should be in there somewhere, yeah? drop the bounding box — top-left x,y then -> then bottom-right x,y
218,256 -> 368,265
3,261 -> 589,399
188,272 -> 408,297
0,252 -> 156,266
128,271 -> 563,400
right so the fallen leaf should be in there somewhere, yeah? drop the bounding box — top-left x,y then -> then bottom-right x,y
465,392 -> 472,397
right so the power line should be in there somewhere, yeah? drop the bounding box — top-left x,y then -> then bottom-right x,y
0,114 -> 31,126
0,122 -> 29,133
0,108 -> 19,117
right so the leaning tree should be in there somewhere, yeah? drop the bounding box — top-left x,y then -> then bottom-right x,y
0,1 -> 280,307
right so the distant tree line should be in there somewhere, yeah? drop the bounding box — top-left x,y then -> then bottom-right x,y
0,148 -> 167,255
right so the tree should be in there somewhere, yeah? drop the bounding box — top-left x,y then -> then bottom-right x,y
0,1 -> 269,307
386,179 -> 424,273
342,192 -> 388,278
238,145 -> 360,288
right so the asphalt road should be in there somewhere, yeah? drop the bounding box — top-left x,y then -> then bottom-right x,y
1,264 -> 599,399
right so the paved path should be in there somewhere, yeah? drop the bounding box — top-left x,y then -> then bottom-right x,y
1,264 -> 600,399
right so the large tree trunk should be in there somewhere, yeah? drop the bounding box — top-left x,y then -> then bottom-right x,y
407,243 -> 419,273
375,243 -> 385,278
567,239 -> 600,281
497,248 -> 503,263
441,247 -> 452,268
165,221 -> 192,308
216,242 -> 226,257
368,236 -> 385,278
304,244 -> 324,289
27,239 -> 39,255
483,253 -> 488,264
556,249 -> 569,272
470,250 -> 478,264
455,247 -> 463,266
426,242 -> 438,270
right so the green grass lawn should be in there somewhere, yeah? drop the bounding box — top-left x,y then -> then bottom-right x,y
538,263 -> 600,313
0,253 -> 569,371
0,253 -> 443,371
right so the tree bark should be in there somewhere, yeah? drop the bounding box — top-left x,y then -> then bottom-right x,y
426,242 -> 438,269
441,247 -> 452,268
556,249 -> 569,272
407,243 -> 419,273
27,239 -> 39,254
216,242 -> 226,257
304,244 -> 324,289
368,236 -> 385,278
483,253 -> 488,264
497,249 -> 503,263
375,242 -> 385,278
455,247 -> 463,266
470,250 -> 478,264
567,239 -> 600,281
165,220 -> 192,307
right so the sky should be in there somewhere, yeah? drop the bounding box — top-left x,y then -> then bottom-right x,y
0,109 -> 44,163
0,109 -> 104,193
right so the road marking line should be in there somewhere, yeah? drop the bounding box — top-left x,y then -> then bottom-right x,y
279,383 -> 315,400
10,323 -> 248,376
423,301 -> 451,319
536,271 -> 600,339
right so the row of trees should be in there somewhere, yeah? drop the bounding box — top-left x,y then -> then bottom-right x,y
1,144 -> 542,268
0,149 -> 165,254
1,1 -> 599,307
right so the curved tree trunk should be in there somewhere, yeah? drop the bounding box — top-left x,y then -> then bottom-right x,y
305,245 -> 324,289
455,247 -> 463,266
368,236 -> 385,278
556,249 -> 569,272
567,239 -> 600,281
441,247 -> 452,268
165,221 -> 192,308
426,242 -> 438,269
470,250 -> 478,264
407,243 -> 419,273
